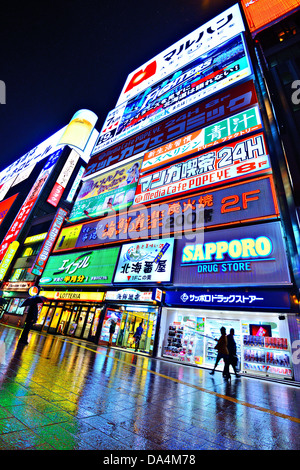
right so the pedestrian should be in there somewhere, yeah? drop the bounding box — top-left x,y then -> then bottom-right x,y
18,303 -> 38,345
108,319 -> 116,347
133,322 -> 143,352
225,328 -> 240,377
209,326 -> 229,377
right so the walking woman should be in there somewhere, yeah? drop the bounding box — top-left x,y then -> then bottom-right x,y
209,326 -> 229,377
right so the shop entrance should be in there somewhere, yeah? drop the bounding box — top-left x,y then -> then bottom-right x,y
99,304 -> 158,355
35,301 -> 104,342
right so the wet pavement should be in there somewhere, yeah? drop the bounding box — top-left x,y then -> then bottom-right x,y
0,324 -> 299,452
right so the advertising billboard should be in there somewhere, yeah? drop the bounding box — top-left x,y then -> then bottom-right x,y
173,222 -> 291,286
30,207 -> 69,276
0,149 -> 63,262
0,194 -> 18,227
134,133 -> 271,205
60,175 -> 278,250
116,4 -> 245,105
47,149 -> 80,207
69,157 -> 143,222
95,34 -> 252,153
241,0 -> 300,34
39,246 -> 120,287
114,238 -> 174,283
141,106 -> 262,174
88,79 -> 258,173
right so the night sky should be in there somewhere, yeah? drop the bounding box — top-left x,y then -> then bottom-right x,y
0,0 -> 237,173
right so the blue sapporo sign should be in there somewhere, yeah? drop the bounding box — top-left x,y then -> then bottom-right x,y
173,222 -> 291,287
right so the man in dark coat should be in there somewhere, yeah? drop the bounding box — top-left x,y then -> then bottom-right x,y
225,328 -> 240,377
18,303 -> 38,345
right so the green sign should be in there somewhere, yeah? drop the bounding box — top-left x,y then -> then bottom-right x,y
39,247 -> 120,286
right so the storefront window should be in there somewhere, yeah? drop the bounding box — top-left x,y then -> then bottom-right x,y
99,304 -> 158,355
161,308 -> 293,379
6,298 -> 25,316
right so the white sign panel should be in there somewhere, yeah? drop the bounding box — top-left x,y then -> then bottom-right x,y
116,4 -> 245,106
114,238 -> 174,283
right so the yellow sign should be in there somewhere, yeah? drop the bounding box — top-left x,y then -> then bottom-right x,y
24,232 -> 47,245
53,224 -> 82,252
41,290 -> 104,302
0,241 -> 19,281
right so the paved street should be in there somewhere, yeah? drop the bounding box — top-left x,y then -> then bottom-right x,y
0,323 -> 299,452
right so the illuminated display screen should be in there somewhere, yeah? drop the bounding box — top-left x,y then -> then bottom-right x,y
69,157 -> 142,222
173,222 -> 291,287
117,4 -> 245,105
134,133 -> 271,205
95,34 -> 252,153
113,238 -> 174,283
39,246 -> 120,287
241,0 -> 300,34
89,79 -> 258,172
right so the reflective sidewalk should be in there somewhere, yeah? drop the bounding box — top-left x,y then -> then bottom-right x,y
0,324 -> 299,451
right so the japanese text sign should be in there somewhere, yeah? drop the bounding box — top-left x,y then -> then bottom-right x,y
134,133 -> 271,205
63,175 -> 278,250
141,106 -> 262,173
39,246 -> 120,287
114,238 -> 174,283
117,4 -> 245,104
87,79 -> 258,174
95,34 -> 252,153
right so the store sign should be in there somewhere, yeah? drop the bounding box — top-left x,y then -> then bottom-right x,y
39,246 -> 120,287
71,175 -> 278,248
47,149 -> 80,207
0,193 -> 18,226
241,0 -> 300,34
165,289 -> 291,310
134,133 -> 270,205
30,207 -> 69,276
66,166 -> 85,203
105,290 -> 153,302
2,280 -> 34,292
53,224 -> 83,252
88,79 -> 258,173
0,128 -> 64,187
0,149 -> 63,262
141,106 -> 262,173
69,157 -> 142,222
114,238 -> 174,283
95,34 -> 252,153
41,290 -> 104,302
173,222 -> 291,286
0,241 -> 20,281
58,109 -> 98,151
117,4 -> 245,105
24,232 -> 48,245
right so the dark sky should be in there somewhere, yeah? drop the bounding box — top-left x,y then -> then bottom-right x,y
0,0 -> 237,173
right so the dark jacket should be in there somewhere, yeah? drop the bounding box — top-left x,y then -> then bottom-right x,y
227,334 -> 237,356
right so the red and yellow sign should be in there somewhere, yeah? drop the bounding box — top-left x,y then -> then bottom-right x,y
41,290 -> 104,302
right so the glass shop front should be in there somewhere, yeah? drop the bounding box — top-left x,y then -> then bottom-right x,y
34,291 -> 105,342
99,291 -> 159,355
158,306 -> 294,380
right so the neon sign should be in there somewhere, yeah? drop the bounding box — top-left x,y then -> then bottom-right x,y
173,222 -> 291,286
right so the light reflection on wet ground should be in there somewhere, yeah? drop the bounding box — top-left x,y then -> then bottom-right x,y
0,324 -> 299,450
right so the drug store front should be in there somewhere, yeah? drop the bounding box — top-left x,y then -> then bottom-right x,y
158,288 -> 296,380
